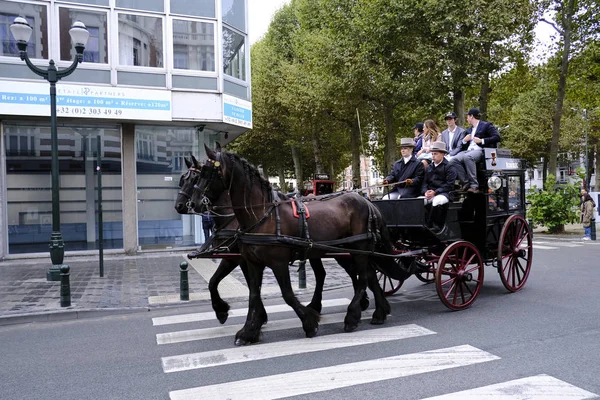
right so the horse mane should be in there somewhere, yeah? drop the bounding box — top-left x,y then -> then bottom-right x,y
224,151 -> 273,202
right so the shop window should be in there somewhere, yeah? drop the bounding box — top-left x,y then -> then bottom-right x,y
59,7 -> 107,64
172,19 -> 215,72
118,13 -> 163,68
0,2 -> 48,59
508,176 -> 522,210
222,26 -> 245,80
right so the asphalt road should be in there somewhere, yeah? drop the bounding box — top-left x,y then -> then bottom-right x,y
1,237 -> 599,400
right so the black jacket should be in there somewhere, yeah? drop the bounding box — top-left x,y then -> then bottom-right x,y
385,156 -> 425,198
459,120 -> 500,150
421,159 -> 457,201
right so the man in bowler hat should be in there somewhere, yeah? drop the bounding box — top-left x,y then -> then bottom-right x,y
382,137 -> 425,199
421,141 -> 457,233
449,108 -> 500,193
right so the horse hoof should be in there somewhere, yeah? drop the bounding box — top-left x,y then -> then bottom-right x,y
344,323 -> 358,332
360,297 -> 370,311
307,302 -> 323,314
305,327 -> 318,338
370,317 -> 385,325
216,312 -> 229,324
234,338 -> 247,346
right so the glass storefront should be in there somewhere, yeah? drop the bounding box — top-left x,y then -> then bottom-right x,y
3,123 -> 123,254
135,125 -> 216,250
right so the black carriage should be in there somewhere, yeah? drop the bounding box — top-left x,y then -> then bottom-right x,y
372,148 -> 532,310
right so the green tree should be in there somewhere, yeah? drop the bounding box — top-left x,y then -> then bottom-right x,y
527,173 -> 581,233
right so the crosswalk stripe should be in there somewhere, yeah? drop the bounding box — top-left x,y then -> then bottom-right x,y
532,244 -> 558,250
157,311 -> 372,345
534,241 -> 583,248
162,324 -> 436,373
421,374 -> 598,399
169,344 -> 499,400
152,298 -> 350,326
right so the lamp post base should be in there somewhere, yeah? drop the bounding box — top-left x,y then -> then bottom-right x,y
48,232 -> 65,282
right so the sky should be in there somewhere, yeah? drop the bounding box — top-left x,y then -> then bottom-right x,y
248,0 -> 556,60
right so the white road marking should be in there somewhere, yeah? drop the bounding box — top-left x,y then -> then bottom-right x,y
162,324 -> 436,373
421,374 -> 598,399
532,244 -> 558,250
169,345 -> 499,400
152,297 -> 350,326
534,241 -> 583,248
156,311 -> 374,344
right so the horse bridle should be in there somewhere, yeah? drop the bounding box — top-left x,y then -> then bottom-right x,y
193,151 -> 229,209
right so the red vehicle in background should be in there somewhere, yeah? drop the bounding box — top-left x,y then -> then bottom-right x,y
303,173 -> 335,196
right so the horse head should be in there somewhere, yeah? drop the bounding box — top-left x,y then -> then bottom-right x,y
174,154 -> 203,214
189,143 -> 227,213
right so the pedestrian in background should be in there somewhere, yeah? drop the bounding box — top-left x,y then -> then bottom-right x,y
581,188 -> 596,240
202,211 -> 215,241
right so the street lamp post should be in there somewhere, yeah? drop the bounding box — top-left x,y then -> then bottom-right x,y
583,109 -> 590,190
10,17 -> 89,281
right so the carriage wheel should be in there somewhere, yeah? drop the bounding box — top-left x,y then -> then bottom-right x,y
435,241 -> 484,311
377,267 -> 404,296
497,214 -> 533,292
415,256 -> 438,284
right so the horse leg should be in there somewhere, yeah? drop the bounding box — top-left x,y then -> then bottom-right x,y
208,258 -> 238,324
335,257 -> 370,311
366,263 -> 391,325
344,255 -> 369,332
306,258 -> 326,313
271,262 -> 320,338
238,259 -> 268,325
235,262 -> 267,346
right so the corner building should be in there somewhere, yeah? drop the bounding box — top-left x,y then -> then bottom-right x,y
0,0 -> 251,257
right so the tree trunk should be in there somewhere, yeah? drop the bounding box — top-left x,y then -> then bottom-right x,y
291,145 -> 303,192
595,143 -> 600,191
479,74 -> 490,121
542,157 -> 548,184
350,119 -> 361,189
278,167 -> 286,192
454,88 -> 465,127
383,104 -> 397,173
311,122 -> 325,174
548,0 -> 574,177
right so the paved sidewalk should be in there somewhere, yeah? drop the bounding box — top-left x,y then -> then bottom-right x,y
0,251 -> 353,326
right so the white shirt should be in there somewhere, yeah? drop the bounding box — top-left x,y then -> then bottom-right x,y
448,127 -> 456,150
467,122 -> 481,151
403,156 -> 411,164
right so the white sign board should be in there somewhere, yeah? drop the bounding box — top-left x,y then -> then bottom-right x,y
0,80 -> 172,121
222,94 -> 252,129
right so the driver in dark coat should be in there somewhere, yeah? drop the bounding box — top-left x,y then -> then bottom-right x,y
382,137 -> 425,199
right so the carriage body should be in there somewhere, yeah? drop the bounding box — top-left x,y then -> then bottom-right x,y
372,148 -> 532,309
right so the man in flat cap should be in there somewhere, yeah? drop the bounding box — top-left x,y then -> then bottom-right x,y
382,137 -> 425,199
440,111 -> 466,159
449,108 -> 500,193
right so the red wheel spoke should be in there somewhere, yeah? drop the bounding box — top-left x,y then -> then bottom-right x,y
462,281 -> 474,297
465,265 -> 480,274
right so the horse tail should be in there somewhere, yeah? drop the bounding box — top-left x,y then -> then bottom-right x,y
366,201 -> 411,281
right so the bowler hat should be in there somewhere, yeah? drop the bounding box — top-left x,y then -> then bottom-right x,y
444,112 -> 457,120
430,141 -> 448,153
399,137 -> 415,147
412,122 -> 424,131
467,108 -> 481,118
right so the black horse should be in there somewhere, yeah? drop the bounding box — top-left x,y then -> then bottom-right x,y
190,145 -> 408,345
174,155 -> 373,324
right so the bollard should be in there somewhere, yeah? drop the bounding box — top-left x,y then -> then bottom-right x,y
591,219 -> 597,241
528,218 -> 534,239
298,260 -> 306,289
60,265 -> 71,307
180,261 -> 189,301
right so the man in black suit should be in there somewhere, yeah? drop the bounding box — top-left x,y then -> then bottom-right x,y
449,108 -> 500,193
382,137 -> 425,199
440,112 -> 466,158
421,142 -> 457,233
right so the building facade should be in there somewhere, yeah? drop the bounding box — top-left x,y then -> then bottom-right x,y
340,155 -> 383,198
0,0 -> 251,258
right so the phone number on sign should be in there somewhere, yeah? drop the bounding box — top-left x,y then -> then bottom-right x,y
57,107 -> 123,116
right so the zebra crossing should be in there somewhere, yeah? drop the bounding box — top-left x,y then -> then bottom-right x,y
152,298 -> 598,399
533,238 -> 600,250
